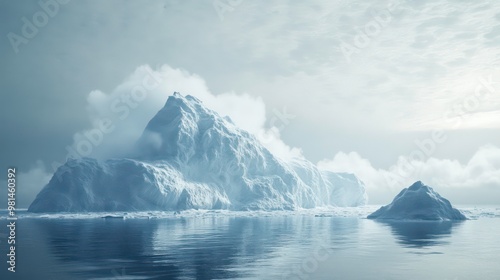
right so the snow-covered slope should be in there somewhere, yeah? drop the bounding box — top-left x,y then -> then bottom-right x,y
367,181 -> 466,220
28,93 -> 367,212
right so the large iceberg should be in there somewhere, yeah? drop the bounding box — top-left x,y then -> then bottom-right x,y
28,93 -> 367,212
367,181 -> 466,220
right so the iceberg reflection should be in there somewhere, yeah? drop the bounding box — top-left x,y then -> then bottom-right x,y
380,220 -> 463,248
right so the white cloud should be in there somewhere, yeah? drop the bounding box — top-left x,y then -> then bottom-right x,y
256,127 -> 303,160
318,145 -> 500,204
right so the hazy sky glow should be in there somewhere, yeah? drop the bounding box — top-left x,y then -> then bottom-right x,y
1,0 -> 500,206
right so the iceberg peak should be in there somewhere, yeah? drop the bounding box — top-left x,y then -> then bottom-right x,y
408,180 -> 423,188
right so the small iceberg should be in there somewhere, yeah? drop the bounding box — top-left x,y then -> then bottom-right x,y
367,181 -> 466,221
102,215 -> 125,219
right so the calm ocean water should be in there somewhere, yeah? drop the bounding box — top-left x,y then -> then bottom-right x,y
0,208 -> 499,280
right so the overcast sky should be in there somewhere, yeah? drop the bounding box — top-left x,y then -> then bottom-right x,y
1,0 -> 500,207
